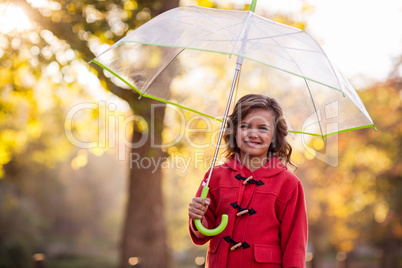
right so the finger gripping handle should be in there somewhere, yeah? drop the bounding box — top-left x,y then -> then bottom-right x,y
193,186 -> 229,236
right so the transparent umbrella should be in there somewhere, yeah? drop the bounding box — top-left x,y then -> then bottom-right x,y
90,0 -> 375,236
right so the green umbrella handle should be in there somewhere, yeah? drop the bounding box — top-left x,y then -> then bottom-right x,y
193,186 -> 229,236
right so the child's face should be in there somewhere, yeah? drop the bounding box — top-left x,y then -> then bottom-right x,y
236,108 -> 275,161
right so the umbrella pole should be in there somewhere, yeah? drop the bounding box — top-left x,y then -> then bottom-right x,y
205,56 -> 243,187
193,57 -> 243,236
203,0 -> 256,185
194,2 -> 253,235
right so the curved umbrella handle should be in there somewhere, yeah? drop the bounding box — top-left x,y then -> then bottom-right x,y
193,186 -> 229,236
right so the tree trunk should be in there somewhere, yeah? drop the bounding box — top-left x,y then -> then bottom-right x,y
380,224 -> 399,268
309,219 -> 327,268
117,2 -> 179,267
120,99 -> 171,268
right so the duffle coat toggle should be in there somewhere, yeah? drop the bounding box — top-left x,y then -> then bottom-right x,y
224,236 -> 250,251
230,202 -> 256,217
235,174 -> 264,186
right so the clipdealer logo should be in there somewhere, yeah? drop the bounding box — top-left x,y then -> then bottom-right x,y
64,100 -> 340,168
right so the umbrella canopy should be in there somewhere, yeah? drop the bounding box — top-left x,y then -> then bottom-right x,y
91,5 -> 375,138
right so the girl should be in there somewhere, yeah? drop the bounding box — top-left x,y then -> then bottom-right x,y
188,94 -> 308,268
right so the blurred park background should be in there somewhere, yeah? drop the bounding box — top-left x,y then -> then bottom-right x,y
0,0 -> 401,267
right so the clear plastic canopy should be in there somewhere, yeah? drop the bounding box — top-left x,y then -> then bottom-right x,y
91,5 -> 374,137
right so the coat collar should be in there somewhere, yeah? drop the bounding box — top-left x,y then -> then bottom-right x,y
224,154 -> 287,178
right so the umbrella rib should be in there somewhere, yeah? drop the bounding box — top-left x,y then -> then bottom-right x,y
193,36 -> 320,56
245,22 -> 343,100
298,36 -> 375,125
91,58 -> 224,121
268,36 -> 326,138
255,30 -> 303,40
246,23 -> 312,57
122,42 -> 346,100
244,22 -> 324,64
251,19 -> 318,50
169,9 -> 320,55
245,36 -> 319,54
249,28 -> 304,44
192,7 -> 306,42
334,70 -> 374,124
303,79 -> 325,139
189,7 -> 245,49
293,27 -> 344,95
173,15 -> 244,44
139,48 -> 184,98
229,12 -> 253,56
179,8 -> 318,55
121,41 -> 346,94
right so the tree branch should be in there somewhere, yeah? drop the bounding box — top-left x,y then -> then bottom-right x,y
16,0 -> 137,102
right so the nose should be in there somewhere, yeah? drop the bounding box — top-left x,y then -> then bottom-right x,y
247,129 -> 258,138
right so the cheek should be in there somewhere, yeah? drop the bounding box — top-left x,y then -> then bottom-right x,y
235,130 -> 244,145
263,133 -> 274,143
235,129 -> 243,140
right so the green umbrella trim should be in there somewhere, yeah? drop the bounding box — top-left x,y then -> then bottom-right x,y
91,60 -> 142,95
325,124 -> 377,137
119,41 -> 376,128
290,124 -> 376,139
122,41 -> 374,127
90,60 -> 376,138
94,41 -> 374,126
91,59 -> 221,121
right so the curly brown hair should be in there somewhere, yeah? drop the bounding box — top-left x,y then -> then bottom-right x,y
223,94 -> 296,169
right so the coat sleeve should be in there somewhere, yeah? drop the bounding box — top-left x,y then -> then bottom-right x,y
280,180 -> 308,268
188,171 -> 217,245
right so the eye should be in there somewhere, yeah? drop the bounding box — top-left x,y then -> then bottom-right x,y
259,127 -> 269,131
240,124 -> 248,129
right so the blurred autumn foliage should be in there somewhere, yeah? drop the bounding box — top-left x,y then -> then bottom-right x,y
0,0 -> 401,268
296,72 -> 402,267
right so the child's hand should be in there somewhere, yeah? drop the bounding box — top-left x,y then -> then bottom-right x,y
189,197 -> 210,220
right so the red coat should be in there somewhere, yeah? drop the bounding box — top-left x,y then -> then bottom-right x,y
189,156 -> 308,268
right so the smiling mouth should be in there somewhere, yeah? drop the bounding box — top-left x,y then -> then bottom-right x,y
245,141 -> 262,146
